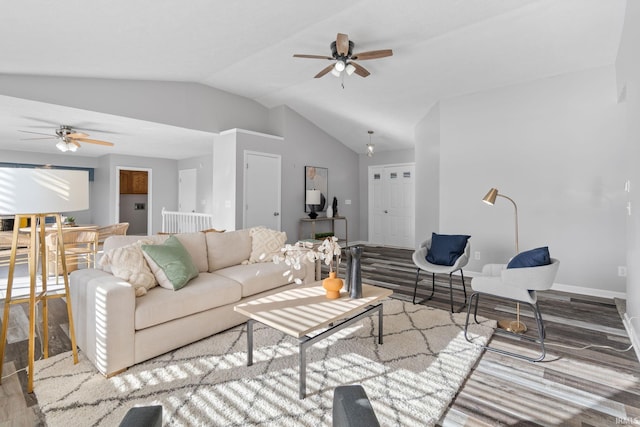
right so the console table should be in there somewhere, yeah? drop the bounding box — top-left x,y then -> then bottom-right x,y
298,216 -> 348,247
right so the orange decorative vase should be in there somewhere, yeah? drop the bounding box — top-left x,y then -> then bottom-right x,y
322,271 -> 343,299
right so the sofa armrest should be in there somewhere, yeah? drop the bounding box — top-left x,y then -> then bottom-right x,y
70,269 -> 136,377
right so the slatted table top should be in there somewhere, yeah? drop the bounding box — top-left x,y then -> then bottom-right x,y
234,283 -> 392,338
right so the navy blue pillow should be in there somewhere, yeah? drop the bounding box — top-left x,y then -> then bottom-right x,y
507,246 -> 551,269
426,233 -> 470,266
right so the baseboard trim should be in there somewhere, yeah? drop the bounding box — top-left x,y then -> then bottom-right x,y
623,314 -> 640,363
549,283 -> 626,300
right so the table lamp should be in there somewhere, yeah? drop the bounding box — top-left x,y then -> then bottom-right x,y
306,189 -> 321,219
482,187 -> 527,333
0,167 -> 88,392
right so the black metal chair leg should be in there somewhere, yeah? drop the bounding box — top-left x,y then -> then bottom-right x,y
461,270 -> 467,301
430,273 -> 436,298
473,292 -> 480,324
448,273 -> 454,313
413,269 -> 436,305
412,268 -> 421,304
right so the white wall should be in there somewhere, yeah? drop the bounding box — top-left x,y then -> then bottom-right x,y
414,104 -> 440,247
119,193 -> 148,235
278,107 -> 360,245
439,66 -> 626,293
212,132 -> 237,231
212,107 -> 361,245
0,75 -> 272,135
615,0 -> 640,356
178,154 -> 214,215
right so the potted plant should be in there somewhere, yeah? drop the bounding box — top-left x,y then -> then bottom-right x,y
64,216 -> 76,226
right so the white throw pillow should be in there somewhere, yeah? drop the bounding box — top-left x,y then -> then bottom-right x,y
248,227 -> 286,264
99,239 -> 157,297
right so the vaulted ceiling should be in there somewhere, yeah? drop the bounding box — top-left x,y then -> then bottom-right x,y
0,0 -> 627,159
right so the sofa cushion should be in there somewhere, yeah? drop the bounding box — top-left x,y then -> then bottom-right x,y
103,235 -> 167,254
172,232 -> 209,273
206,229 -> 252,271
99,239 -> 157,297
248,226 -> 287,263
216,262 -> 306,298
134,272 -> 242,330
141,236 -> 199,291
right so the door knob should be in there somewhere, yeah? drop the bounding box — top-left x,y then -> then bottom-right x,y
273,212 -> 280,216
384,210 -> 388,213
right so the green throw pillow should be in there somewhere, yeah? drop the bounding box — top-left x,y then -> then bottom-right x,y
141,236 -> 199,290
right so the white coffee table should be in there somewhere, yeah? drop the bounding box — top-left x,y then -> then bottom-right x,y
234,283 -> 393,398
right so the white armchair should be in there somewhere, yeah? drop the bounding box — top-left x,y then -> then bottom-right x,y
464,258 -> 560,362
412,238 -> 470,312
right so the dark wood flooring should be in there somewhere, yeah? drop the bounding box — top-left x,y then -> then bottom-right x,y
1,245 -> 639,426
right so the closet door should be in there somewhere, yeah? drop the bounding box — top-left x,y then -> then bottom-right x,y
369,164 -> 415,247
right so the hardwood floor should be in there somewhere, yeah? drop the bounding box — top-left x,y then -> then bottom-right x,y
1,246 -> 639,426
359,245 -> 640,426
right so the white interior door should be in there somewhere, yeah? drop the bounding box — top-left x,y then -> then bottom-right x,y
179,168 -> 197,212
369,164 -> 415,247
244,151 -> 281,230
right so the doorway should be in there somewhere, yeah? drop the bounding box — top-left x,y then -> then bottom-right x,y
116,167 -> 152,235
243,151 -> 281,230
368,163 -> 415,248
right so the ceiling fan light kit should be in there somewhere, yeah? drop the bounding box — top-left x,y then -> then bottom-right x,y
294,33 -> 393,80
19,124 -> 114,153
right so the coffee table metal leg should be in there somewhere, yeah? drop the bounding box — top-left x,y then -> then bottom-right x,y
378,304 -> 384,344
299,340 -> 306,399
247,319 -> 254,366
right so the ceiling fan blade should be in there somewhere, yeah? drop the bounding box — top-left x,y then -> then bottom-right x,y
336,33 -> 349,56
20,137 -> 56,141
71,140 -> 81,148
352,49 -> 393,61
293,54 -> 333,60
67,132 -> 89,138
73,137 -> 114,146
351,62 -> 370,77
19,130 -> 55,137
22,116 -> 64,126
314,64 -> 335,78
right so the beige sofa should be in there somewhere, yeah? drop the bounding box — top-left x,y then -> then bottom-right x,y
69,229 -> 313,377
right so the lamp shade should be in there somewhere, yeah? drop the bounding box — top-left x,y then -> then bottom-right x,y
482,188 -> 498,205
306,189 -> 321,205
0,168 -> 89,215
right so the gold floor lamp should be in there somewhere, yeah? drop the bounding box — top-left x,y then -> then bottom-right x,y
0,167 -> 87,392
482,187 -> 527,333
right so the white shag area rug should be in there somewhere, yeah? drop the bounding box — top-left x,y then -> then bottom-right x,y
34,299 -> 495,426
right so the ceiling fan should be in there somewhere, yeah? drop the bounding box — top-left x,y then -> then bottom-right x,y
19,125 -> 114,152
294,33 -> 393,79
